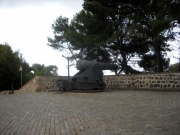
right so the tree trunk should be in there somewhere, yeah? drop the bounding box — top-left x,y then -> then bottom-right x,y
122,54 -> 128,74
154,45 -> 163,72
117,38 -> 129,74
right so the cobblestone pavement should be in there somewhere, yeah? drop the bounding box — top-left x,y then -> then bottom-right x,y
0,90 -> 180,135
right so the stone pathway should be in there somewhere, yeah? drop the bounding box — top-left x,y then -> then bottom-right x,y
0,90 -> 180,135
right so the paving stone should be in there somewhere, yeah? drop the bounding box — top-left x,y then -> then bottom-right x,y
0,90 -> 180,134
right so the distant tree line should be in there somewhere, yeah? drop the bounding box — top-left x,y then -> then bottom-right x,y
48,0 -> 180,74
0,44 -> 58,91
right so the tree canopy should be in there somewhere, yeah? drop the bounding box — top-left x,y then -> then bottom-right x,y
48,0 -> 180,74
0,44 -> 31,90
168,62 -> 180,72
0,44 -> 58,91
32,64 -> 58,76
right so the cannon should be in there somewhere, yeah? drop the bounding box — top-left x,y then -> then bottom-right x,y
57,60 -> 118,91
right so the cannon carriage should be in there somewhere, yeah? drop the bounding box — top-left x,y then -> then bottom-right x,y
57,60 -> 118,91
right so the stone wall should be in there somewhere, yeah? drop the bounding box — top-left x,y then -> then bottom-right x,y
104,72 -> 180,91
16,76 -> 68,94
16,73 -> 180,94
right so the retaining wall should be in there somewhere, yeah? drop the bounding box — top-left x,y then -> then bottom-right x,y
16,76 -> 67,94
16,73 -> 180,93
104,72 -> 180,90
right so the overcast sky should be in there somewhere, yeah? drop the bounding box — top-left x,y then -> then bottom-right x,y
0,0 -> 85,76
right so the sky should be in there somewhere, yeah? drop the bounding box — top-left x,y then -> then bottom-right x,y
0,0 -> 179,76
0,0 -> 84,76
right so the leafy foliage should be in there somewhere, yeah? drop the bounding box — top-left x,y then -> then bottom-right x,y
0,44 -> 58,91
0,44 -> 32,90
131,0 -> 179,72
139,54 -> 170,72
32,64 -> 58,76
48,0 -> 180,74
167,63 -> 180,72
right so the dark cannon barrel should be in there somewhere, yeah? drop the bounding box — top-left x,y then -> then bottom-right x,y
76,60 -> 118,71
100,63 -> 118,70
